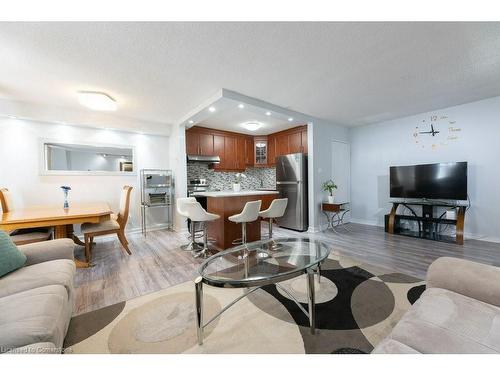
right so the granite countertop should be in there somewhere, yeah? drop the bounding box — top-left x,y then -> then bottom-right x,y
191,190 -> 279,198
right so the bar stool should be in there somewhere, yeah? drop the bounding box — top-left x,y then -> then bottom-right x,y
259,198 -> 288,245
176,197 -> 201,251
229,200 -> 262,245
184,201 -> 220,258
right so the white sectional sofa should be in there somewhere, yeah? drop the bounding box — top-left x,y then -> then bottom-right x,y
0,239 -> 75,354
373,257 -> 500,354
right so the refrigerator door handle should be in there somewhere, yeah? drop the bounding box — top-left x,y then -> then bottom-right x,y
276,181 -> 302,185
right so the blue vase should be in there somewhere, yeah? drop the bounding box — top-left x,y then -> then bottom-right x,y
63,190 -> 69,209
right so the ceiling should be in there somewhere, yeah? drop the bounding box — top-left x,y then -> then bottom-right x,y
192,96 -> 306,135
1,22 -> 500,129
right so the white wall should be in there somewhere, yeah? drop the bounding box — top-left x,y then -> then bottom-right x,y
350,96 -> 500,242
169,123 -> 188,232
0,118 -> 171,234
309,119 -> 350,232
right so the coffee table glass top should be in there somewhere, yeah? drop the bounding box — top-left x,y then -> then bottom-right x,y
199,238 -> 331,287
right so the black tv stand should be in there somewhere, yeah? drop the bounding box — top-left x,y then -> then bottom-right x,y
387,200 -> 466,245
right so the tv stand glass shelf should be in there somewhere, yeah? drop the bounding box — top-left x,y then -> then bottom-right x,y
386,200 -> 467,245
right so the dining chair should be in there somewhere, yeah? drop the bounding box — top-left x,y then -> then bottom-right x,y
80,186 -> 133,263
0,187 -> 53,245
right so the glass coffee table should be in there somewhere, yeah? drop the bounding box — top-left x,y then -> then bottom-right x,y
195,238 -> 331,345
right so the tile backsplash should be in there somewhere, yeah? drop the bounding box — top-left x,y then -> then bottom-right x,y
187,164 -> 276,191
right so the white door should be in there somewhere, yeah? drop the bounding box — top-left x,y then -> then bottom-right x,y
332,141 -> 350,222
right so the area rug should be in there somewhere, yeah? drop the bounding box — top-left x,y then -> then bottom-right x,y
64,252 -> 425,354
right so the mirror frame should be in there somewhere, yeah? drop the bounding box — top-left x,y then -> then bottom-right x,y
39,138 -> 137,176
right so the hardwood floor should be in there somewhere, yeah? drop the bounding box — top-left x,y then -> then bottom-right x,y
73,223 -> 500,315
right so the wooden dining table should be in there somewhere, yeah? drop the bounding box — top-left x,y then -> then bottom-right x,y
0,202 -> 113,268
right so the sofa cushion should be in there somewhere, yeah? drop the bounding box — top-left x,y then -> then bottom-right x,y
0,259 -> 75,300
372,338 -> 420,354
386,288 -> 500,353
0,230 -> 27,277
0,285 -> 69,350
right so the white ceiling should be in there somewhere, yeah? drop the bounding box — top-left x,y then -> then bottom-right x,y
1,22 -> 500,129
192,96 -> 306,135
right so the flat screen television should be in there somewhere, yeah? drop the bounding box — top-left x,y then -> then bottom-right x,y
390,162 -> 468,200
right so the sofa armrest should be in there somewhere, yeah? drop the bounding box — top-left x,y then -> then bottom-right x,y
17,239 -> 75,266
427,257 -> 500,307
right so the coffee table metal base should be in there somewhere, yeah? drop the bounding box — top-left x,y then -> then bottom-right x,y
195,266 -> 318,345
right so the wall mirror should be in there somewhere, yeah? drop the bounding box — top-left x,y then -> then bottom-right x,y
42,141 -> 135,175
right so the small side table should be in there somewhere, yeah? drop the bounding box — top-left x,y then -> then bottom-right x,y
322,202 -> 350,232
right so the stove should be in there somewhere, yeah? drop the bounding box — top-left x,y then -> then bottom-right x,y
187,178 -> 209,197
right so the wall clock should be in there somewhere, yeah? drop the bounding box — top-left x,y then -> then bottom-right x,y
413,115 -> 461,150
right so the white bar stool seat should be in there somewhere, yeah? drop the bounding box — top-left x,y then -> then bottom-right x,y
176,197 -> 200,251
184,201 -> 220,258
229,200 -> 262,245
259,198 -> 288,238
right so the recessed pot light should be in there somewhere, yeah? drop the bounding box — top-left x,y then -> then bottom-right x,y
208,106 -> 216,112
242,122 -> 263,131
265,111 -> 271,116
188,120 -> 194,124
77,91 -> 117,111
238,104 -> 245,109
288,117 -> 294,122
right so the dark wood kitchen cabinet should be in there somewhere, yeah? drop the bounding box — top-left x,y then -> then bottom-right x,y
186,128 -> 214,155
245,137 -> 254,166
267,134 -> 276,166
301,128 -> 308,154
212,134 -> 225,170
224,136 -> 237,170
186,131 -> 200,155
199,132 -> 214,155
289,130 -> 302,154
186,125 -> 307,171
273,125 -> 308,159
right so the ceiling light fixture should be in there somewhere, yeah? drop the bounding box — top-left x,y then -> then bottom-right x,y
7,115 -> 18,119
288,117 -> 294,122
208,106 -> 216,112
77,91 -> 117,111
242,122 -> 263,131
238,104 -> 245,109
188,120 -> 194,124
265,111 -> 271,116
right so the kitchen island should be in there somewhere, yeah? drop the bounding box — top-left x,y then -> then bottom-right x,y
191,190 -> 279,250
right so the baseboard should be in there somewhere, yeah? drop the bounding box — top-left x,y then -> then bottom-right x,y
126,223 -> 172,235
349,218 -> 383,227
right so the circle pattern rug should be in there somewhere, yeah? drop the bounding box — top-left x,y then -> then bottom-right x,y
64,253 -> 424,354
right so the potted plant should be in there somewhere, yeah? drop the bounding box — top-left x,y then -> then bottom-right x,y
322,180 -> 337,203
233,173 -> 246,192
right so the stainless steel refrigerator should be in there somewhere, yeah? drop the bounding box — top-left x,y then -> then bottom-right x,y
275,153 -> 308,231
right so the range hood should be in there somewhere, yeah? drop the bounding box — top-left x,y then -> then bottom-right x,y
187,155 -> 221,164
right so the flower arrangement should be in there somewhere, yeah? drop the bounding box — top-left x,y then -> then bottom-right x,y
60,186 -> 71,209
233,173 -> 246,192
234,173 -> 246,183
322,180 -> 337,203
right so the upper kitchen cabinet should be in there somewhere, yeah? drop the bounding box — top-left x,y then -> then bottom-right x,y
199,132 -> 215,155
254,137 -> 268,166
245,137 -> 254,166
273,125 -> 308,158
301,128 -> 308,154
186,125 -> 307,171
185,127 -> 214,155
289,130 -> 302,154
186,130 -> 200,155
267,134 -> 276,166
